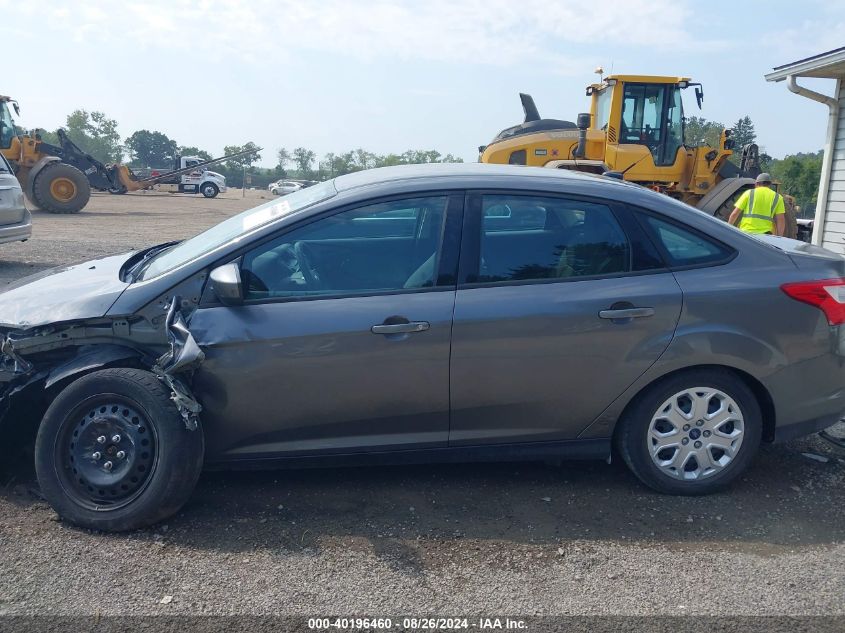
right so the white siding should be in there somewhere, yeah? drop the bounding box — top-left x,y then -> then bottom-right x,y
822,80 -> 845,252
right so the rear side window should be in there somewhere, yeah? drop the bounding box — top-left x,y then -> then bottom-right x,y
642,215 -> 733,267
474,195 -> 631,283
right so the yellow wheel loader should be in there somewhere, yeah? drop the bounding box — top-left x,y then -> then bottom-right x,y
2,95 -> 260,213
1,96 -> 91,213
479,75 -> 798,238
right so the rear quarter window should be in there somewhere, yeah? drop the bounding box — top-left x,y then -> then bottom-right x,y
641,214 -> 734,268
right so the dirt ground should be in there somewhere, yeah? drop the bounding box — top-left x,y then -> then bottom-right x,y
0,191 -> 844,619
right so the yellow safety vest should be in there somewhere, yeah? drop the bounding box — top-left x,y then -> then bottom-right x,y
735,187 -> 785,234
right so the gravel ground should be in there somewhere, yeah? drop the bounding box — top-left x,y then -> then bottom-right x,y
0,191 -> 844,619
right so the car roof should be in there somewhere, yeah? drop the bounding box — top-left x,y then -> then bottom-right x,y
333,162 -> 639,194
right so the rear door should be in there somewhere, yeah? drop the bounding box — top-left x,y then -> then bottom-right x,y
449,191 -> 683,445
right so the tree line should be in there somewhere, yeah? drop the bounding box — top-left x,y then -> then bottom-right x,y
685,115 -> 822,217
34,109 -> 462,189
32,108 -> 822,215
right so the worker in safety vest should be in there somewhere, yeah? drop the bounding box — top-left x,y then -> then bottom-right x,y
727,173 -> 786,236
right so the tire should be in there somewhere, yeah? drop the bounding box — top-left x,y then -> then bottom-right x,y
616,368 -> 762,495
34,368 -> 204,531
31,162 -> 91,213
201,182 -> 219,198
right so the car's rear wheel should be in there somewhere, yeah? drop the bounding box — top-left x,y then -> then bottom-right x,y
35,368 -> 204,531
617,368 -> 762,495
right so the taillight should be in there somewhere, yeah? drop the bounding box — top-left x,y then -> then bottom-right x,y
781,278 -> 845,326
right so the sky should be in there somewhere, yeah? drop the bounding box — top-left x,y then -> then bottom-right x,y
2,0 -> 844,168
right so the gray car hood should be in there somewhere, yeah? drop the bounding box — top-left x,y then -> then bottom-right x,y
0,252 -> 132,329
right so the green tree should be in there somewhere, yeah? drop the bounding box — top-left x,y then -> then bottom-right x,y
730,116 -> 756,149
220,142 -> 262,187
178,146 -> 213,161
769,150 -> 823,218
292,147 -> 317,177
277,147 -> 291,169
684,116 -> 724,148
64,109 -> 122,163
35,128 -> 60,145
125,130 -> 179,167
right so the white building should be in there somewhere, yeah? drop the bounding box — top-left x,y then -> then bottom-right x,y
765,47 -> 845,254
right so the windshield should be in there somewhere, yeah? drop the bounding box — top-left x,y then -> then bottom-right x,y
139,180 -> 338,280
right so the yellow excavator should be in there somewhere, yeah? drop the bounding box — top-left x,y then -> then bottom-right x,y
479,74 -> 799,238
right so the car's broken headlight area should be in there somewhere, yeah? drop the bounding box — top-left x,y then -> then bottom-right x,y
0,296 -> 205,432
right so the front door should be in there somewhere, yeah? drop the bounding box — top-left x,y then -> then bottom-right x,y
191,193 -> 462,461
449,191 -> 682,445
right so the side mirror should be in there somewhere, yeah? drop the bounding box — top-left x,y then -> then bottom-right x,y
209,262 -> 243,306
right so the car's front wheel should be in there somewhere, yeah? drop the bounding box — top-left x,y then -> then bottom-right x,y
35,368 -> 204,531
617,368 -> 762,495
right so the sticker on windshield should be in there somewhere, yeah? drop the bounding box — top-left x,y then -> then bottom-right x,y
242,199 -> 292,231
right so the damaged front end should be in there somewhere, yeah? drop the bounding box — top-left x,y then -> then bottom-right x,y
151,298 -> 205,430
0,296 -> 205,433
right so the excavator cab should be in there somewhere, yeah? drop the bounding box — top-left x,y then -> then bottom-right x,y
609,81 -> 685,165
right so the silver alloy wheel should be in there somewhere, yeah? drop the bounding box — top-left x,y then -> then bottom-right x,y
647,387 -> 745,481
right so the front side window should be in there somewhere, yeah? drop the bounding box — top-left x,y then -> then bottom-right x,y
473,195 -> 632,283
664,86 -> 684,162
139,180 -> 337,280
241,196 -> 448,300
595,88 -> 612,131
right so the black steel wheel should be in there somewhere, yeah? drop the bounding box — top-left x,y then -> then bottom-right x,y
36,368 -> 204,531
58,396 -> 158,510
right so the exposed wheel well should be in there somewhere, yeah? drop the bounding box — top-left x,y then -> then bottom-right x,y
612,364 -> 776,445
0,358 -> 148,472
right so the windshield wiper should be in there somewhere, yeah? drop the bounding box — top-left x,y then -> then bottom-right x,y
123,242 -> 179,283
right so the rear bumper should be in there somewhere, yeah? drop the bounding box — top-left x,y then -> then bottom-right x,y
0,210 -> 32,245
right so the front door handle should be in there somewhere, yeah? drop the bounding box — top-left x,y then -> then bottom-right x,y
371,321 -> 430,335
599,307 -> 655,320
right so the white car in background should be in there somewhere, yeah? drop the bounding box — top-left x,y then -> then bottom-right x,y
0,154 -> 31,245
269,180 -> 302,196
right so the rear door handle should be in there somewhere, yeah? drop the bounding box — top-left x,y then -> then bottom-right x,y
371,321 -> 430,334
599,307 -> 655,320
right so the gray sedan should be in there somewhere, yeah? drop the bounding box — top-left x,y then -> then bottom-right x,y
0,154 -> 31,245
1,164 -> 843,532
